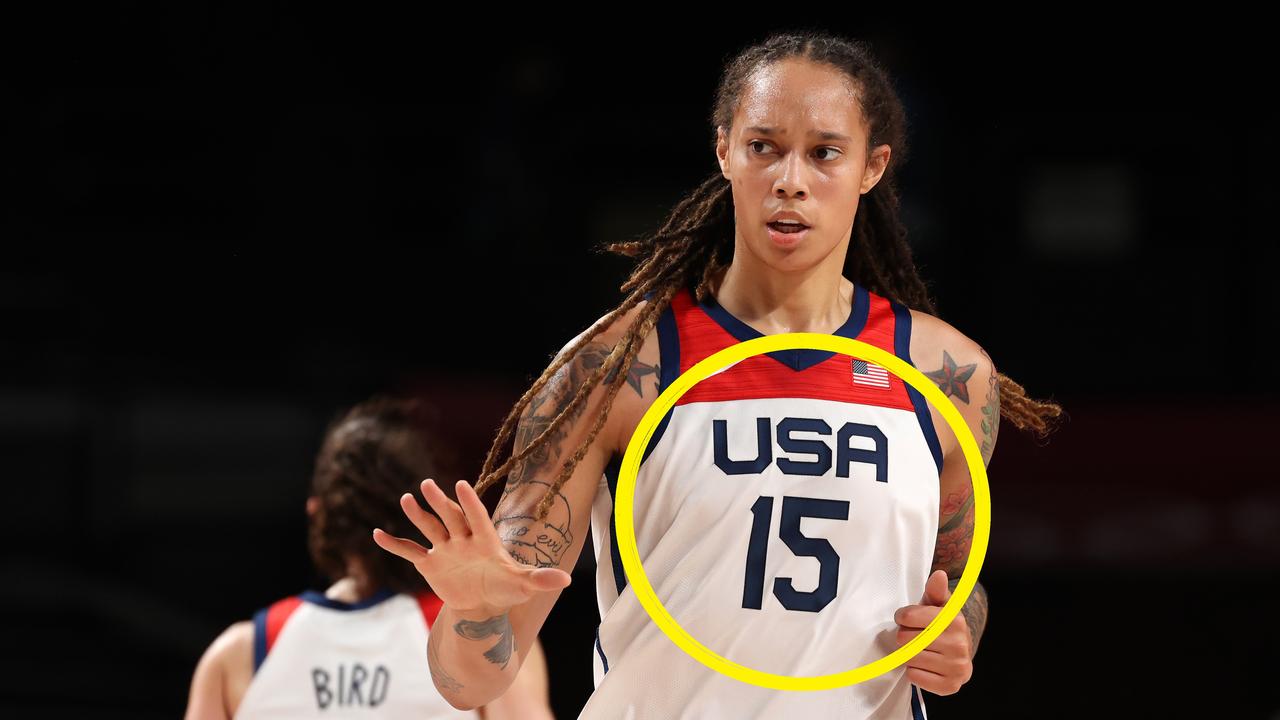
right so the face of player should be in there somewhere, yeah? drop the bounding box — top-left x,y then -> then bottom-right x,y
716,57 -> 891,274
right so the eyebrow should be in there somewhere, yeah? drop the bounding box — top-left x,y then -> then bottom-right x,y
745,125 -> 852,142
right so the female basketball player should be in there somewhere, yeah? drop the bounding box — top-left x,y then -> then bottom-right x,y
185,397 -> 554,719
374,31 -> 1062,718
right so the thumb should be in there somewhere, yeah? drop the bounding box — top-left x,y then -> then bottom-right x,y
921,569 -> 951,606
525,567 -> 573,593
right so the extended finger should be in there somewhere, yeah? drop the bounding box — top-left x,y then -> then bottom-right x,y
420,478 -> 471,538
372,528 -> 431,563
455,480 -> 498,541
400,493 -> 448,545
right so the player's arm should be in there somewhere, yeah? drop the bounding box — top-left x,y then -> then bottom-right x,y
892,313 -> 997,696
184,621 -> 253,720
375,319 -> 641,710
477,636 -> 555,720
926,334 -> 997,657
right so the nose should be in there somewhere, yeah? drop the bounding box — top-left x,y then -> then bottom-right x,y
772,151 -> 808,199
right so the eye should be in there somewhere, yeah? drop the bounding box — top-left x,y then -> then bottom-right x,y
748,140 -> 773,155
815,146 -> 843,161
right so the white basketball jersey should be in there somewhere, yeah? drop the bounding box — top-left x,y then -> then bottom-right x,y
583,285 -> 943,719
235,588 -> 481,720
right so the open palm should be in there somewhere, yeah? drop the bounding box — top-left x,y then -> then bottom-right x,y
373,478 -> 571,615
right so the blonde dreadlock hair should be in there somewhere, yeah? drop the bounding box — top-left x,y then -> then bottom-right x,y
474,31 -> 1064,520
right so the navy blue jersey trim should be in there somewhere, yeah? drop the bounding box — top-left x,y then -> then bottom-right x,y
656,297 -> 680,400
696,285 -> 869,371
910,683 -> 925,719
595,625 -> 611,674
600,294 -> 681,596
299,588 -> 396,611
252,606 -> 268,673
603,454 -> 628,595
891,301 -> 944,475
646,296 -> 680,464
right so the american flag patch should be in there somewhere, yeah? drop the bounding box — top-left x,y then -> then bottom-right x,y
851,359 -> 890,389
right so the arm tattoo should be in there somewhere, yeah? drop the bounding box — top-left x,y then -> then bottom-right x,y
454,613 -> 515,669
495,480 -> 573,568
626,357 -> 659,398
504,341 -> 613,495
496,340 -> 626,563
933,483 -> 975,572
932,347 -> 996,658
924,349 -> 978,405
977,347 -> 1000,465
427,630 -> 464,693
949,577 -> 989,657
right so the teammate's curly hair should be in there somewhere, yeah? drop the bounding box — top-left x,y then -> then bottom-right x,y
309,396 -> 453,593
475,30 -> 1064,519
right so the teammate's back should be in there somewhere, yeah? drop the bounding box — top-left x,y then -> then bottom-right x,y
236,588 -> 477,719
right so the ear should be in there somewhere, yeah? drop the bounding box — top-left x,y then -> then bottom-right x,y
306,496 -> 320,517
716,125 -> 731,180
860,144 -> 892,195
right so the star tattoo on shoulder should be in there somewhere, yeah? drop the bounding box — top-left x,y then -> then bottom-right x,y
924,349 -> 978,404
626,358 -> 659,398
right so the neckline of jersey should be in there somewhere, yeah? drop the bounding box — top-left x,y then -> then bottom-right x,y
695,283 -> 870,371
299,587 -> 397,611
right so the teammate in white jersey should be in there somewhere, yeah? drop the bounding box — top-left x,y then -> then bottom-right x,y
185,396 -> 555,719
374,30 -> 1063,718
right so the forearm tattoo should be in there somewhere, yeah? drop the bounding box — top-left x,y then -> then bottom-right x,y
949,577 -> 988,657
496,480 -> 574,568
427,630 -> 464,693
924,350 -> 978,405
454,613 -> 515,669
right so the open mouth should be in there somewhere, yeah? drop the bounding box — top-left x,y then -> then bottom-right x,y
767,221 -> 809,234
766,222 -> 810,247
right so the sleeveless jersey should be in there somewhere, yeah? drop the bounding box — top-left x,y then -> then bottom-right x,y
235,588 -> 481,720
583,285 -> 943,719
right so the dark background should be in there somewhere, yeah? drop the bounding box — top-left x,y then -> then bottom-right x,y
4,8 -> 1277,719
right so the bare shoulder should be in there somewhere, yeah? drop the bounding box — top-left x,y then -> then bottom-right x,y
906,309 -> 995,383
187,620 -> 254,719
550,299 -> 664,456
906,309 -> 999,459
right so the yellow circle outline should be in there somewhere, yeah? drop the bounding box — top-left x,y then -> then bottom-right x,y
614,333 -> 990,691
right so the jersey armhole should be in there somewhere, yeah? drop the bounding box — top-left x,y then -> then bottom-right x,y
251,595 -> 304,673
890,301 -> 944,475
604,291 -> 682,598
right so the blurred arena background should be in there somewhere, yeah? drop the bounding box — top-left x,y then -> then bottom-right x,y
4,9 -> 1276,718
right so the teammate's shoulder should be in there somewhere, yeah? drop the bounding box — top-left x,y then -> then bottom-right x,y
205,619 -> 255,665
192,619 -> 253,688
905,307 -> 995,373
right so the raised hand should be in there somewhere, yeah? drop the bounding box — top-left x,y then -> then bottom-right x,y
373,478 -> 572,616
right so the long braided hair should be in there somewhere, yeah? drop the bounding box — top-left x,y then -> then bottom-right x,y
474,31 -> 1063,519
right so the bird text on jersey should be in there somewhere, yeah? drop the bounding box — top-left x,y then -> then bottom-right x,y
311,663 -> 390,710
